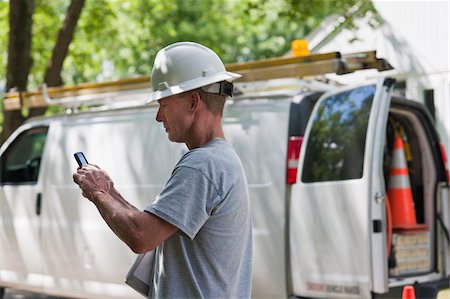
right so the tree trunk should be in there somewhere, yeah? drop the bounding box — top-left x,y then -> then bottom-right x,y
44,0 -> 85,87
28,0 -> 86,118
1,0 -> 87,141
1,0 -> 35,144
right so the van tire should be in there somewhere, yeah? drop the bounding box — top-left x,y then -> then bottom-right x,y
0,287 -> 5,299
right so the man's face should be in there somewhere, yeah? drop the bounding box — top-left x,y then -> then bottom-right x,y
155,92 -> 193,143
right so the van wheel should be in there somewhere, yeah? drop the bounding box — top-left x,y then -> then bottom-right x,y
0,287 -> 5,299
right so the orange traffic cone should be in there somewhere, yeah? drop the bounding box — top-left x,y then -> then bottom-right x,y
401,286 -> 416,299
388,135 -> 427,231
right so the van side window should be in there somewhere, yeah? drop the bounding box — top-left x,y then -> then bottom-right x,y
301,85 -> 376,182
0,126 -> 48,184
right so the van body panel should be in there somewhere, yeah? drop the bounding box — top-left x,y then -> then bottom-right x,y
289,79 -> 392,298
224,98 -> 292,298
0,185 -> 42,282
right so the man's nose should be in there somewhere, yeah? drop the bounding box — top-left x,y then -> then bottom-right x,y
155,108 -> 163,122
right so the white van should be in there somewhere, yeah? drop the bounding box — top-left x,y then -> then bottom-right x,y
0,55 -> 449,298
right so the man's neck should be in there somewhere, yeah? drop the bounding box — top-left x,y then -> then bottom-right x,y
186,116 -> 224,150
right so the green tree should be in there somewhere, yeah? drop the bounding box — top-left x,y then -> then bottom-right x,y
1,0 -> 85,143
0,0 -> 380,143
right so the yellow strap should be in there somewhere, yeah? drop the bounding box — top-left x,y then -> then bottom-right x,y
396,124 -> 413,162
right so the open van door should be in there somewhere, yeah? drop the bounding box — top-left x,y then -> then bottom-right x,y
289,78 -> 394,299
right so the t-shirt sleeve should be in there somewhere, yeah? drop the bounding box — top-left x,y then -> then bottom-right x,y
145,165 -> 220,240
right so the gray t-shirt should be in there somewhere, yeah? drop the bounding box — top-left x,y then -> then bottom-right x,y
145,138 -> 252,299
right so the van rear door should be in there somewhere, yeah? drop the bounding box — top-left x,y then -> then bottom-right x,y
289,78 -> 394,298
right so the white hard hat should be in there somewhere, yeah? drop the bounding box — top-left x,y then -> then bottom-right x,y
147,42 -> 241,103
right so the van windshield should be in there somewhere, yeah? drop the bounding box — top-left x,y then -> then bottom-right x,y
301,85 -> 376,182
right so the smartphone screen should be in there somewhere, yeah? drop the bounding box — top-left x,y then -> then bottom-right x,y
74,152 -> 88,167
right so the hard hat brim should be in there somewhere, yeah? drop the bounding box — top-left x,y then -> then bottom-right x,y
146,71 -> 241,104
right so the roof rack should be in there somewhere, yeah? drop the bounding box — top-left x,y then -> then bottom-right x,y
2,50 -> 392,111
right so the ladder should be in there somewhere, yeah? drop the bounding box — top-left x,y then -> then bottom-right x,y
2,50 -> 392,111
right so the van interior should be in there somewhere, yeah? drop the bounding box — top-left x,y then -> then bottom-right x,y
383,100 -> 437,279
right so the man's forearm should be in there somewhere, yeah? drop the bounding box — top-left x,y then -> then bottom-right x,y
91,190 -> 144,252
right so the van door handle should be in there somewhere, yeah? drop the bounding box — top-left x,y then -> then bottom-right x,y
36,193 -> 42,216
375,192 -> 385,204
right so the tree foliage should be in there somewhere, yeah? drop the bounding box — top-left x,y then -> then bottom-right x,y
4,0 -> 379,89
0,0 -> 380,137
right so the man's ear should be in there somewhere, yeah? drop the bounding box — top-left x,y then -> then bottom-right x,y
190,91 -> 201,112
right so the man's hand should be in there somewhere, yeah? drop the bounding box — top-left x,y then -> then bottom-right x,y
73,164 -> 178,253
73,164 -> 114,201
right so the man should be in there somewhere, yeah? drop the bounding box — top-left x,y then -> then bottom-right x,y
73,42 -> 253,298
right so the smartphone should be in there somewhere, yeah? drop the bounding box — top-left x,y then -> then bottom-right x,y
74,152 -> 89,167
